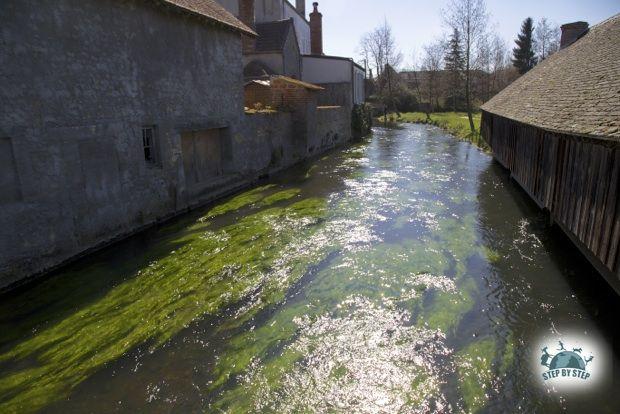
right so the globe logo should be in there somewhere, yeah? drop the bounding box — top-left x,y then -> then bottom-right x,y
540,340 -> 593,382
549,351 -> 586,370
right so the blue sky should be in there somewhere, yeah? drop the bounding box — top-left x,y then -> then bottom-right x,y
305,0 -> 619,66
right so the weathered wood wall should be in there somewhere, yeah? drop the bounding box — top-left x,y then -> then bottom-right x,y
481,111 -> 620,290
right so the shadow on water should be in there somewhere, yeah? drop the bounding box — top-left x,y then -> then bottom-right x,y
0,142 -> 363,351
0,141 -> 363,413
475,160 -> 620,413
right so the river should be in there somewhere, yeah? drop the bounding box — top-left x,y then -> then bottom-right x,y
0,124 -> 618,413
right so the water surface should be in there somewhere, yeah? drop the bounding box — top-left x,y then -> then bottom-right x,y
1,125 -> 618,413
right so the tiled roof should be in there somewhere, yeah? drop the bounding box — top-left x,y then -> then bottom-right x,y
162,0 -> 256,36
481,14 -> 620,140
245,75 -> 323,90
272,75 -> 324,91
254,20 -> 295,52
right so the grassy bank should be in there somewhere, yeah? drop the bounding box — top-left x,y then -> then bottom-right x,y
379,112 -> 488,150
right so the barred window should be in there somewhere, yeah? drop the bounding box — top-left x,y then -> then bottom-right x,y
142,126 -> 156,163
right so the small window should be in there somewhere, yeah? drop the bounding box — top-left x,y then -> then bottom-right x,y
142,126 -> 156,163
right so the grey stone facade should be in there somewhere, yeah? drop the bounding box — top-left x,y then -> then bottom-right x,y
0,0 -> 354,289
0,0 -> 248,287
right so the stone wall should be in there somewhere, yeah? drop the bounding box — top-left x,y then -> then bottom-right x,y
315,83 -> 353,109
0,0 -> 355,289
235,112 -> 299,173
0,0 -> 246,288
311,107 -> 352,154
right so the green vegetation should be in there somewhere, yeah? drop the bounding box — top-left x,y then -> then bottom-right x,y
393,112 -> 488,150
351,103 -> 373,138
1,128 -> 514,413
457,338 -> 497,413
0,187 -> 328,413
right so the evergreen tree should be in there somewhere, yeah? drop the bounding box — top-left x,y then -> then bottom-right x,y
444,28 -> 465,111
512,17 -> 537,74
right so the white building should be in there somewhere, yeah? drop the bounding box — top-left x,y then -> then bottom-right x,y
302,55 -> 366,106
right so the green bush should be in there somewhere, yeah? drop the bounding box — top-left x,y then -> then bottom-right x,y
352,103 -> 373,139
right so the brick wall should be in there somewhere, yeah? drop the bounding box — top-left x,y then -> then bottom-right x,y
309,2 -> 323,55
239,0 -> 256,53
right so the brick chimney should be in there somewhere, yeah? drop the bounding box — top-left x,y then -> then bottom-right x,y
560,21 -> 588,49
310,2 -> 323,55
296,0 -> 306,18
239,0 -> 256,53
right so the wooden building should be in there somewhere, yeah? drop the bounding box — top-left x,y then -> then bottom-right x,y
481,14 -> 620,294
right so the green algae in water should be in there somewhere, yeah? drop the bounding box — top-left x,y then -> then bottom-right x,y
211,297 -> 450,413
259,189 -> 301,206
0,124 -> 547,413
456,338 -> 497,413
417,279 -> 476,333
0,196 -> 327,413
499,335 -> 515,376
481,246 -> 502,263
201,184 -> 276,219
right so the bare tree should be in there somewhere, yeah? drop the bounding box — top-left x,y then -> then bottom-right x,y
410,49 -> 431,120
535,18 -> 561,60
443,0 -> 489,133
421,41 -> 445,112
359,20 -> 402,85
476,34 -> 492,102
359,32 -> 384,80
489,34 -> 509,94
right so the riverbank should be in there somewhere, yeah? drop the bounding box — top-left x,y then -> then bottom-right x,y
377,112 -> 488,150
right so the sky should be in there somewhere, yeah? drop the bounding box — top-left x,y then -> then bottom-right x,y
303,0 -> 620,67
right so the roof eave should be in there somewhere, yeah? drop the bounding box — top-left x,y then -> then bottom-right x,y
481,109 -> 620,143
161,1 -> 258,37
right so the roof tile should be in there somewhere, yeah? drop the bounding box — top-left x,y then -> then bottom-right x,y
162,0 -> 256,36
482,14 -> 620,140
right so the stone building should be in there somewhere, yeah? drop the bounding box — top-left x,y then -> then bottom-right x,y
480,14 -> 620,294
0,0 -> 353,289
219,0 -> 365,108
245,19 -> 302,80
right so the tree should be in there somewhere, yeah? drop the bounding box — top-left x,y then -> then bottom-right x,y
476,34 -> 492,102
443,0 -> 488,133
421,40 -> 444,112
444,28 -> 464,111
535,18 -> 560,60
489,35 -> 511,94
512,17 -> 537,74
359,20 -> 403,83
409,49 -> 431,120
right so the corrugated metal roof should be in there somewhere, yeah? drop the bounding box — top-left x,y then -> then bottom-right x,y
481,14 -> 620,140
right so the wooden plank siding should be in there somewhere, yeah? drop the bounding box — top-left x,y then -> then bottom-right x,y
481,111 -> 620,292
